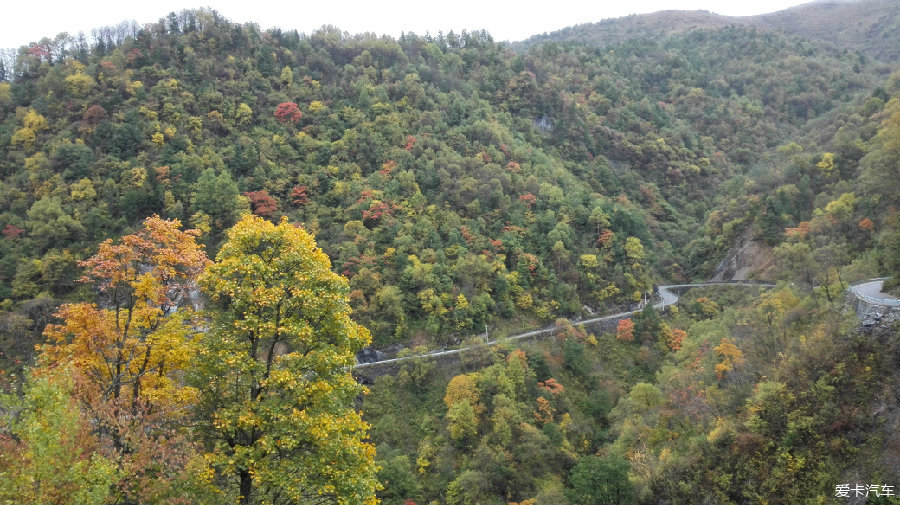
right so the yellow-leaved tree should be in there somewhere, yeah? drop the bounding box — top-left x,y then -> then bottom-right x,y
38,215 -> 212,503
192,215 -> 378,505
42,216 -> 208,417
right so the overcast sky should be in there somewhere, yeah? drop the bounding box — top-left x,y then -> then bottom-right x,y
2,0 -> 813,49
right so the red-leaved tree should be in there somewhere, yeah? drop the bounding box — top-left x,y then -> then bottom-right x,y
291,185 -> 310,206
82,105 -> 108,126
274,102 -> 302,124
2,224 -> 24,239
243,190 -> 279,218
616,318 -> 634,342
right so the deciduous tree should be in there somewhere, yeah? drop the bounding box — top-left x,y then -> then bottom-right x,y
616,318 -> 635,342
35,217 -> 210,504
242,189 -> 278,218
193,215 -> 378,505
274,102 -> 303,124
714,337 -> 746,379
41,216 -> 208,429
0,365 -> 118,505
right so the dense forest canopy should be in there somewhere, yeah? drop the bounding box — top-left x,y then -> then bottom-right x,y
2,2 -> 900,503
1,6 -> 896,349
518,0 -> 900,63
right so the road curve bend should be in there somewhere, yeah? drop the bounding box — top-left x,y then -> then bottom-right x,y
848,278 -> 900,307
354,281 -> 775,369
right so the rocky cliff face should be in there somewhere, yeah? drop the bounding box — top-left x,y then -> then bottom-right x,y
711,229 -> 775,281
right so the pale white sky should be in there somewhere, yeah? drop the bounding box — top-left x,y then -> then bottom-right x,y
2,0 -> 812,49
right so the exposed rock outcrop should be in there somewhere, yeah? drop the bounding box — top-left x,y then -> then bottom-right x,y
711,229 -> 775,281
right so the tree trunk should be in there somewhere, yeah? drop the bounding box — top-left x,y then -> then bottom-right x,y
240,470 -> 252,505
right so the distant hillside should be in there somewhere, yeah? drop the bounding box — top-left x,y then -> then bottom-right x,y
753,0 -> 900,61
0,6 -> 895,353
518,0 -> 900,62
517,10 -> 738,49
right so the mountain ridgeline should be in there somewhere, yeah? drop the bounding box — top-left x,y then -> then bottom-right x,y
520,0 -> 900,63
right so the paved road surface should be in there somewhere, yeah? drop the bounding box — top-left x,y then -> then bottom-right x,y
355,281 -> 774,369
848,278 -> 900,306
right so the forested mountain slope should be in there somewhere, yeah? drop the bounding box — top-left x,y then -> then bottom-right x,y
3,5 -> 900,505
0,6 -> 897,353
364,46 -> 900,503
520,0 -> 900,63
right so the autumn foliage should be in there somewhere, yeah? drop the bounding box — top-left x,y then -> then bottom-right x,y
1,224 -> 23,239
537,378 -> 565,395
666,328 -> 687,351
242,189 -> 278,218
533,396 -> 555,426
616,318 -> 635,341
291,184 -> 310,206
362,200 -> 395,223
273,102 -> 303,123
3,10 -> 897,505
714,337 -> 746,379
42,215 -> 208,411
5,214 -> 378,505
444,373 -> 484,414
193,215 -> 378,505
82,104 -> 108,125
35,216 -> 210,502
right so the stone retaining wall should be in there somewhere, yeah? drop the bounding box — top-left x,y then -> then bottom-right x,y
845,288 -> 900,327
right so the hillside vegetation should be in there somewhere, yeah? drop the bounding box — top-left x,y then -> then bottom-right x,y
520,0 -> 900,63
1,4 -> 900,504
1,8 -> 897,352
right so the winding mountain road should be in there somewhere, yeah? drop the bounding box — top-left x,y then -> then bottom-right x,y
354,281 -> 774,369
848,278 -> 900,307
